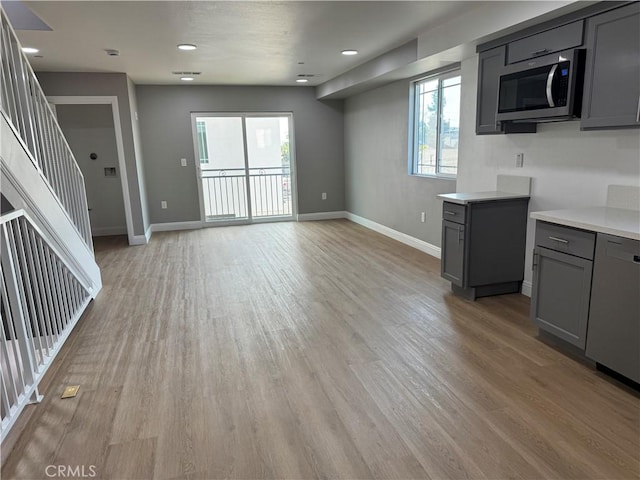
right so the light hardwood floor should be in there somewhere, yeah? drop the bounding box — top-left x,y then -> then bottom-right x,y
2,220 -> 639,479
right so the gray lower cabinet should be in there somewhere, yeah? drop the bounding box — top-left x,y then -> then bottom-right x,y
585,234 -> 640,383
531,221 -> 595,349
581,2 -> 640,129
441,198 -> 529,300
531,247 -> 593,349
441,219 -> 465,286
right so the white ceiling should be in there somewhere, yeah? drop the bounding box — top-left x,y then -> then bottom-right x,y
13,1 -> 476,86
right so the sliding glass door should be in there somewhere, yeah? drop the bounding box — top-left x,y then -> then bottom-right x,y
192,113 -> 296,225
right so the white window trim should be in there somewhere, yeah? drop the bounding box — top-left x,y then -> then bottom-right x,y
408,66 -> 461,179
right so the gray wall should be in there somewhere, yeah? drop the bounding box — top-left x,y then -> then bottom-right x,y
56,104 -> 127,236
135,85 -> 344,223
345,79 -> 455,248
37,72 -> 149,236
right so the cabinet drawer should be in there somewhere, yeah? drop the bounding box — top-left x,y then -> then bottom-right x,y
442,202 -> 466,224
535,221 -> 595,260
507,20 -> 584,64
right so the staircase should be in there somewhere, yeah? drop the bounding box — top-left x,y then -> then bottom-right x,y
0,9 -> 102,441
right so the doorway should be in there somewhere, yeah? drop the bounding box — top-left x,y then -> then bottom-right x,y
47,96 -> 135,245
191,113 -> 296,225
56,104 -> 127,236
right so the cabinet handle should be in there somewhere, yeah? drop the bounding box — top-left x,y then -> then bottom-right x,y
548,236 -> 569,244
532,48 -> 550,57
444,211 -> 457,216
636,96 -> 640,123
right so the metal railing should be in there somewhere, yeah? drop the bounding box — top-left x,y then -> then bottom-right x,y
0,210 -> 91,441
0,9 -> 92,248
201,167 -> 292,221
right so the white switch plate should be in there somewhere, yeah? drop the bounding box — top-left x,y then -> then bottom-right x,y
420,212 -> 426,223
180,158 -> 187,167
161,201 -> 167,209
321,192 -> 327,200
516,153 -> 524,168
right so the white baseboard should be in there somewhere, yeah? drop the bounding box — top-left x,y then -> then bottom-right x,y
521,280 -> 532,297
345,212 -> 441,259
91,226 -> 127,237
151,221 -> 202,233
127,221 -> 201,246
297,211 -> 347,221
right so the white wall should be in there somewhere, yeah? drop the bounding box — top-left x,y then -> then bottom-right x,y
457,55 -> 640,292
127,76 -> 150,233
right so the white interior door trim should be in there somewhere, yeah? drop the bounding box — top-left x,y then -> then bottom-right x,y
46,95 -> 134,245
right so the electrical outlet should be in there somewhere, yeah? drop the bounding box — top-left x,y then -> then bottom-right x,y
180,158 -> 187,167
420,212 -> 426,223
321,192 -> 327,200
516,152 -> 524,168
161,201 -> 167,209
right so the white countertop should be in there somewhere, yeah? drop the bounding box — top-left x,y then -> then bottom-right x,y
437,191 -> 530,205
531,207 -> 640,241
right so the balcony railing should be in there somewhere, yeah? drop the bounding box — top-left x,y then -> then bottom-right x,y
201,167 -> 292,221
0,9 -> 92,248
1,210 -> 91,441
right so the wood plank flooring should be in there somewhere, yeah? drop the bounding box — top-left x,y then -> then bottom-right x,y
2,219 -> 639,479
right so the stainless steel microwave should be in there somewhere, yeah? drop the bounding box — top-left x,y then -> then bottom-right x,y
496,49 -> 585,123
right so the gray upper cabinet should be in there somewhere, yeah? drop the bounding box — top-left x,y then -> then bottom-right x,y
476,46 -> 505,135
507,20 -> 584,64
581,3 -> 640,129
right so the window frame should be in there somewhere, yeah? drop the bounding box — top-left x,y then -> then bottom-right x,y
409,67 -> 461,179
196,120 -> 209,165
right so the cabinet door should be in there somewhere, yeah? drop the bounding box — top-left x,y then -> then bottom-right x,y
441,220 -> 465,286
531,247 -> 592,349
506,20 -> 584,64
476,46 -> 505,135
581,3 -> 640,129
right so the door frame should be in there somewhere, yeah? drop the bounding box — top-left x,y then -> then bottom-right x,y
190,112 -> 298,227
47,96 -> 134,244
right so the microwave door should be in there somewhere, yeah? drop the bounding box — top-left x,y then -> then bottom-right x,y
498,65 -> 555,115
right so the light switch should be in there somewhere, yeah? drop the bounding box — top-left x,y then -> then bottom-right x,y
180,158 -> 187,167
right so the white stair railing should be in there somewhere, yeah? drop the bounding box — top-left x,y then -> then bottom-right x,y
0,210 -> 91,441
0,9 -> 92,248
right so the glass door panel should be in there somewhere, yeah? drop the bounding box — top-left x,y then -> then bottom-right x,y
195,116 -> 249,223
245,117 -> 293,219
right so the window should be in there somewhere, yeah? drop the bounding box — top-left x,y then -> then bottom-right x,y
411,70 -> 461,177
196,121 -> 209,164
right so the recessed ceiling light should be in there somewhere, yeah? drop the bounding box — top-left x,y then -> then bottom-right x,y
296,78 -> 308,83
341,49 -> 358,56
177,44 -> 197,51
181,77 -> 194,82
22,47 -> 39,54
